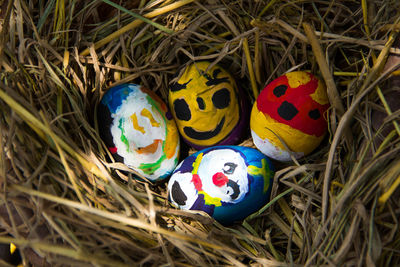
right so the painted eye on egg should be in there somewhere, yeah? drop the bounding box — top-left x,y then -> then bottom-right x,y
197,97 -> 205,110
173,99 -> 191,121
212,88 -> 231,109
223,162 -> 237,174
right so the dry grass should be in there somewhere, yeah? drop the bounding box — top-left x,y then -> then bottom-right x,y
1,0 -> 400,266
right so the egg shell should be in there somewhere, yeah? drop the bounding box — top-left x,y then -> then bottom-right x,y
169,61 -> 248,150
168,145 -> 274,225
97,84 -> 180,181
250,71 -> 329,161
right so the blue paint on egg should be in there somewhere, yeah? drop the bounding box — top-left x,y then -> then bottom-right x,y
101,84 -> 137,113
168,145 -> 274,225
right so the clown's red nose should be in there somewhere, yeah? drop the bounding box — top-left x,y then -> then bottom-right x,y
212,172 -> 228,187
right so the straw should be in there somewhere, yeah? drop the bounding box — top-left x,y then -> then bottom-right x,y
2,1 -> 400,266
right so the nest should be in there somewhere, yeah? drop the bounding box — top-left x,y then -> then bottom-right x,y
1,0 -> 400,266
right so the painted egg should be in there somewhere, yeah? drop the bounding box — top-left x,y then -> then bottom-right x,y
168,61 -> 247,150
97,84 -> 180,181
168,146 -> 274,225
251,71 -> 329,161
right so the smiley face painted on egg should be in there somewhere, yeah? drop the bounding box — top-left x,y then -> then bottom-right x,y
97,84 -> 180,181
168,146 -> 274,225
169,62 -> 247,149
251,71 -> 330,161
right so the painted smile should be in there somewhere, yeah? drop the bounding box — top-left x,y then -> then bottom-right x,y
183,117 -> 225,140
227,179 -> 240,200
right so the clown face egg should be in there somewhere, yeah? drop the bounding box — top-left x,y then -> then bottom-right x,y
169,61 -> 247,149
168,146 -> 274,225
97,84 -> 180,181
251,71 -> 329,161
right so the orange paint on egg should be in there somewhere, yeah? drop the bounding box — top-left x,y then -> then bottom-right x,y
164,120 -> 179,159
136,139 -> 162,154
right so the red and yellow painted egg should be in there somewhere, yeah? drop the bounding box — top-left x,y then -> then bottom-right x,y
168,61 -> 247,149
97,84 -> 180,181
250,71 -> 329,161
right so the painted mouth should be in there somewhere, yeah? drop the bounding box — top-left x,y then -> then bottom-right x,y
227,179 -> 240,200
183,117 -> 225,140
136,139 -> 162,154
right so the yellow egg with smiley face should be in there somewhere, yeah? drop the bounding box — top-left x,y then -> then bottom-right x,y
169,61 -> 247,149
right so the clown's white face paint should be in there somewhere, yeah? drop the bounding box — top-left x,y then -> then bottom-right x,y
197,149 -> 248,203
168,148 -> 250,210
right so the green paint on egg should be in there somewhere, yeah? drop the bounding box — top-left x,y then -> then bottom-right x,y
118,118 -> 130,152
139,154 -> 166,175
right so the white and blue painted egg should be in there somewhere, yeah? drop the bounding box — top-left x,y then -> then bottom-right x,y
168,146 -> 274,224
97,84 -> 180,181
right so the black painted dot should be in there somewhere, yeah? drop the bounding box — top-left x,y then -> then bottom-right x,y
277,101 -> 298,121
173,99 -> 191,121
197,97 -> 205,110
308,109 -> 321,120
171,181 -> 187,206
212,88 -> 231,109
273,84 -> 288,97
